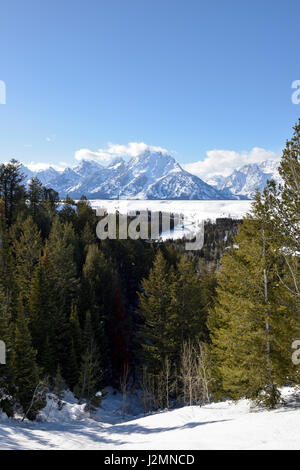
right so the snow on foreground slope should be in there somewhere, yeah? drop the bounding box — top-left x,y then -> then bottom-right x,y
0,388 -> 299,450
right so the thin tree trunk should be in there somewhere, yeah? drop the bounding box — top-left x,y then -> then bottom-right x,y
262,229 -> 272,381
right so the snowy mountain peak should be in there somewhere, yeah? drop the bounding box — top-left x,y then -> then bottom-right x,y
107,156 -> 125,169
20,151 -> 238,200
205,160 -> 281,199
74,159 -> 104,177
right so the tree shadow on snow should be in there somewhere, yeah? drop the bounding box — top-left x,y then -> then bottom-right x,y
103,418 -> 232,436
0,417 -> 232,449
0,420 -> 127,449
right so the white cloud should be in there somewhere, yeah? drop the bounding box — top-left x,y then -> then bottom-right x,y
25,162 -> 65,172
74,142 -> 169,165
24,144 -> 280,180
183,147 -> 280,179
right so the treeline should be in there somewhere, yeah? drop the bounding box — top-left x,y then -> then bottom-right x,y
0,161 -> 220,419
0,120 -> 299,420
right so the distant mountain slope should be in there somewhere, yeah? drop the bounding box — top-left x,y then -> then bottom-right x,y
203,160 -> 281,199
21,151 -> 238,200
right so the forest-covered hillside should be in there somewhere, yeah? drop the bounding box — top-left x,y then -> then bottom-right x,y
0,121 -> 299,421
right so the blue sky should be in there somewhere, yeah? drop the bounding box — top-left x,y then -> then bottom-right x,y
0,0 -> 299,177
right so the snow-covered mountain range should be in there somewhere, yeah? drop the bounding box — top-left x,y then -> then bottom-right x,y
203,160 -> 281,199
21,151 -> 239,200
21,152 -> 281,200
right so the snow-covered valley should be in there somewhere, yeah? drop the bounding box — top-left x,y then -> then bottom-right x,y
90,199 -> 252,240
89,199 -> 252,220
1,388 -> 299,450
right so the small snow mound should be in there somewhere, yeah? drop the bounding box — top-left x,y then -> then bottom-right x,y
38,393 -> 87,423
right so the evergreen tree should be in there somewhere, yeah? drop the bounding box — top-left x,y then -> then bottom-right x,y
28,177 -> 43,219
27,177 -> 54,236
81,221 -> 97,249
259,119 -> 300,299
79,245 -> 113,372
209,213 -> 298,408
138,250 -> 174,376
0,286 -> 16,416
29,254 -> 56,376
58,196 -> 77,226
0,237 -> 17,318
108,285 -> 130,387
75,197 -> 98,236
170,255 -> 207,354
75,328 -> 102,417
12,216 -> 42,304
0,159 -> 26,227
69,303 -> 83,364
13,297 -> 45,420
46,218 -> 78,314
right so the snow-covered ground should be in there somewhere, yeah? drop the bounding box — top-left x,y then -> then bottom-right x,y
1,387 -> 299,450
90,199 -> 252,221
90,199 -> 252,241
